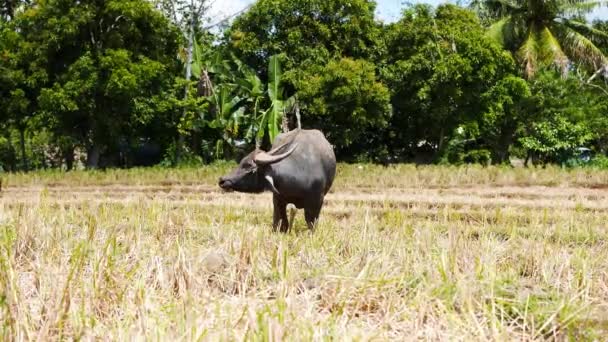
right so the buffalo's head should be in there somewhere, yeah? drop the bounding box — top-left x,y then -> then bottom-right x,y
218,142 -> 297,193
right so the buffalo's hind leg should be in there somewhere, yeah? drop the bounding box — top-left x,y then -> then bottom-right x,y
304,200 -> 323,231
273,194 -> 289,232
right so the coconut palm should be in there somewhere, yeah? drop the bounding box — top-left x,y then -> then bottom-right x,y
480,0 -> 608,78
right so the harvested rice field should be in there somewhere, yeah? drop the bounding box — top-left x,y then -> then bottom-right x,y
1,164 -> 608,340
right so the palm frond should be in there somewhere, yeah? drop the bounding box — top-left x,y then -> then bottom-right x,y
482,0 -> 524,17
560,19 -> 608,44
560,0 -> 604,15
539,25 -> 569,75
556,23 -> 608,70
517,25 -> 540,78
486,17 -> 512,46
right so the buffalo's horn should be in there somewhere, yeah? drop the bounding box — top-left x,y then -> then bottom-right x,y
266,140 -> 293,155
254,143 -> 298,165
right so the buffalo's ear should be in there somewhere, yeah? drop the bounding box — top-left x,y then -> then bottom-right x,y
254,143 -> 298,165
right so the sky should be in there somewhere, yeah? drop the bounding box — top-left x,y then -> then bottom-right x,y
210,0 -> 608,24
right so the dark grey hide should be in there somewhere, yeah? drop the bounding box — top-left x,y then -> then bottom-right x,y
218,129 -> 336,232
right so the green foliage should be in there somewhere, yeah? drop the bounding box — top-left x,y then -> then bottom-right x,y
160,141 -> 203,167
227,0 -> 382,75
14,0 -> 181,168
0,18 -> 41,128
520,116 -> 594,163
195,52 -> 293,158
1,0 -> 30,21
265,54 -> 295,142
296,57 -> 391,153
588,154 -> 608,168
226,0 -> 387,156
518,71 -> 604,164
440,124 -> 492,165
0,134 -> 17,172
207,83 -> 247,141
1,0 -> 607,170
480,75 -> 532,163
382,4 -> 517,160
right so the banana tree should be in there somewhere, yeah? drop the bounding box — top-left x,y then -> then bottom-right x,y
196,52 -> 297,158
199,51 -> 261,158
215,53 -> 295,148
232,55 -> 265,144
206,84 -> 247,158
257,55 -> 296,144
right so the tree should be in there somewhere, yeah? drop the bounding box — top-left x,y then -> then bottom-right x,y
295,57 -> 391,156
226,0 -> 389,158
382,4 -> 517,161
263,55 -> 297,143
152,0 -> 253,164
226,0 -> 383,77
519,71 -> 607,164
0,0 -> 30,21
18,0 -> 180,168
200,53 -> 296,159
480,75 -> 532,163
0,11 -> 43,170
482,0 -> 608,78
152,0 -> 213,163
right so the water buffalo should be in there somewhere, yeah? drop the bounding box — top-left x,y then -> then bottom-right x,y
218,129 -> 336,232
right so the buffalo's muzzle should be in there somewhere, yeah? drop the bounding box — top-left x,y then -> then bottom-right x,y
218,177 -> 232,190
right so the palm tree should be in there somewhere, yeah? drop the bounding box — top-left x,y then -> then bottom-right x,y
479,0 -> 608,78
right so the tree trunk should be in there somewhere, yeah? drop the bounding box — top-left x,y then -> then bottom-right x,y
64,145 -> 75,171
191,130 -> 202,157
176,7 -> 196,165
437,126 -> 445,157
175,134 -> 185,165
4,131 -> 17,172
493,127 -> 514,165
19,127 -> 27,171
86,144 -> 101,169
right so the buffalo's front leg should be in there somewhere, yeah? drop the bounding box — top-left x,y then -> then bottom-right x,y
304,200 -> 323,231
273,194 -> 289,232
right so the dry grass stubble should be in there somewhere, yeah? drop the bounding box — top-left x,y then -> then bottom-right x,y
1,164 -> 608,340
